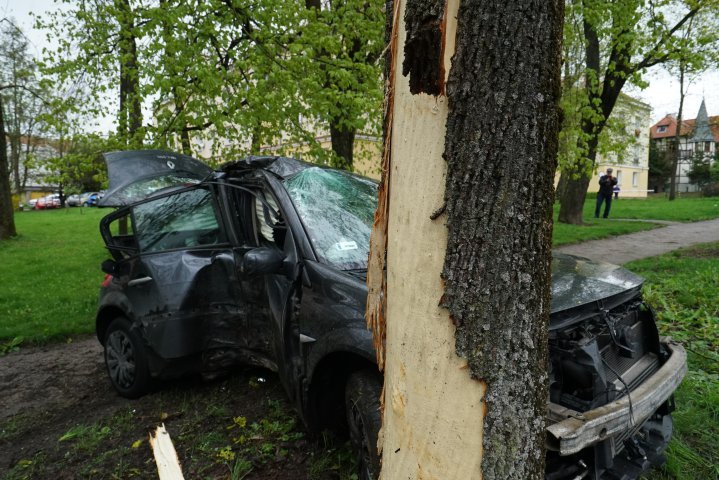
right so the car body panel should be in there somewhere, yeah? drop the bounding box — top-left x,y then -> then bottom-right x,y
96,151 -> 686,480
99,150 -> 213,207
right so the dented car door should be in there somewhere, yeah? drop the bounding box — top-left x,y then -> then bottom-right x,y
126,186 -> 247,373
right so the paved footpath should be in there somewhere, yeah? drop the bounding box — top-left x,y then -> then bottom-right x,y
555,217 -> 719,265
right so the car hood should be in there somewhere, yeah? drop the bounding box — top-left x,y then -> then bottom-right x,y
549,253 -> 643,329
99,150 -> 213,207
348,253 -> 643,328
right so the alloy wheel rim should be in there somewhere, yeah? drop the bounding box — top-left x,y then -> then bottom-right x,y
106,330 -> 136,389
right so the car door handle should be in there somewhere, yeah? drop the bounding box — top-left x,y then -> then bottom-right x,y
128,276 -> 153,287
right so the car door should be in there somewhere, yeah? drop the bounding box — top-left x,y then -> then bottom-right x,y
124,185 -> 248,370
229,179 -> 305,399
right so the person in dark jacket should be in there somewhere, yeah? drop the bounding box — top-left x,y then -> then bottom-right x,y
595,168 -> 618,218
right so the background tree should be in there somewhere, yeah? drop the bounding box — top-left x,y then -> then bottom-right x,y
556,0 -> 719,224
39,0 -> 384,169
648,141 -> 672,192
0,21 -> 49,196
665,14 -> 718,200
41,132 -> 116,194
367,0 -> 562,478
38,0 -> 145,147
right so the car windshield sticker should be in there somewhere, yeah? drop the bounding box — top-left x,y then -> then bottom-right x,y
335,240 -> 358,251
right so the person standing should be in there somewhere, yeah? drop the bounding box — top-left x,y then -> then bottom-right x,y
596,168 -> 618,218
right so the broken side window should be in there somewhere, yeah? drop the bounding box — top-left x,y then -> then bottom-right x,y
133,188 -> 227,253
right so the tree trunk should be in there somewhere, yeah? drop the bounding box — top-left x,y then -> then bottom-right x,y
669,64 -> 685,201
0,94 -> 18,239
117,0 -> 143,145
367,0 -> 563,478
329,121 -> 355,170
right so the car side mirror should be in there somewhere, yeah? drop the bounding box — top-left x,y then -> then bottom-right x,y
240,247 -> 286,276
101,259 -> 118,275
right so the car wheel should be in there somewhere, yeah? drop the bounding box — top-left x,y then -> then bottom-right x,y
345,370 -> 383,480
104,317 -> 150,398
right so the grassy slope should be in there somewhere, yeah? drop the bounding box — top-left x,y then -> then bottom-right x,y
0,209 -> 107,345
628,244 -> 719,480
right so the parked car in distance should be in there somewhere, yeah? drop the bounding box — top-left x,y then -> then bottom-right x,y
84,192 -> 101,206
35,194 -> 61,209
27,198 -> 38,209
96,151 -> 687,480
66,194 -> 82,207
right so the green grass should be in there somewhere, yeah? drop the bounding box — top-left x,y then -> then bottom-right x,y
627,244 -> 719,480
0,208 -> 108,344
549,195 -> 719,247
552,218 -> 658,246
571,195 -> 719,222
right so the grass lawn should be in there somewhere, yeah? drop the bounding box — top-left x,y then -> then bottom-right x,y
552,218 -> 658,246
628,244 -> 719,480
570,195 -> 719,222
0,208 -> 108,347
550,195 -> 719,246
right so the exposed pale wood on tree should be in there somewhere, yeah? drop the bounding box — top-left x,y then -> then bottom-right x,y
373,0 -> 563,478
149,424 -> 185,480
376,2 -> 487,479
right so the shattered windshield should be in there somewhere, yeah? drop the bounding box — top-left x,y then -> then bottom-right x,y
283,167 -> 377,270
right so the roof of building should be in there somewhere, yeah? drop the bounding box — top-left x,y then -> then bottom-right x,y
650,101 -> 719,142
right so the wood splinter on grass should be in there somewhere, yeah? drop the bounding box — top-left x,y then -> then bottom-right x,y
149,423 -> 185,480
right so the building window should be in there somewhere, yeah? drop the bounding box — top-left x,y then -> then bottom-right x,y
657,125 -> 668,133
705,141 -> 712,152
632,172 -> 639,187
695,142 -> 702,152
616,170 -> 622,185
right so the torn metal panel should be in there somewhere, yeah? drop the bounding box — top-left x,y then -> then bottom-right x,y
100,150 -> 212,207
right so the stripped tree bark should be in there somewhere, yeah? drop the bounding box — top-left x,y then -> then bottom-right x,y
367,0 -> 563,478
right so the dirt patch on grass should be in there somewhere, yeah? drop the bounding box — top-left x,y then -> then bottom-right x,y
0,337 -> 354,479
674,245 -> 719,259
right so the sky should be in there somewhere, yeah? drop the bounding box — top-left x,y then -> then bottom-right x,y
3,0 -> 719,132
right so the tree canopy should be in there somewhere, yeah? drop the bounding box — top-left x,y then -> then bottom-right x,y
36,0 -> 385,168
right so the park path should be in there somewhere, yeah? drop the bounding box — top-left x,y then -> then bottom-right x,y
555,217 -> 719,265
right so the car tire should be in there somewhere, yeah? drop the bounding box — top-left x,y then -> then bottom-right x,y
104,317 -> 150,398
345,370 -> 383,480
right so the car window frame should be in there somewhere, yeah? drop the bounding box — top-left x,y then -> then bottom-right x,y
100,207 -> 140,260
129,183 -> 231,256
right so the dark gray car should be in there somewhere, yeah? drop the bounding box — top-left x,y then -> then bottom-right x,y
95,150 -> 686,480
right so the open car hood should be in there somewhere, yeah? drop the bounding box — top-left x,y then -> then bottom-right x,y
550,253 -> 644,329
98,150 -> 213,207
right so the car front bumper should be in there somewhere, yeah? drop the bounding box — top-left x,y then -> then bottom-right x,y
546,339 -> 687,456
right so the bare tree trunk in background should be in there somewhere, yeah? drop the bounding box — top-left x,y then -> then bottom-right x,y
329,122 -> 355,170
305,0 -> 359,170
669,63 -> 685,201
117,0 -> 143,146
367,0 -> 563,478
0,94 -> 18,239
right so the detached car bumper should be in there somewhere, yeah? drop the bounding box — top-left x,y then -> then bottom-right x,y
546,339 -> 687,456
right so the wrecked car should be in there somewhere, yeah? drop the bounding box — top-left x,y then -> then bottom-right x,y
95,150 -> 686,480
